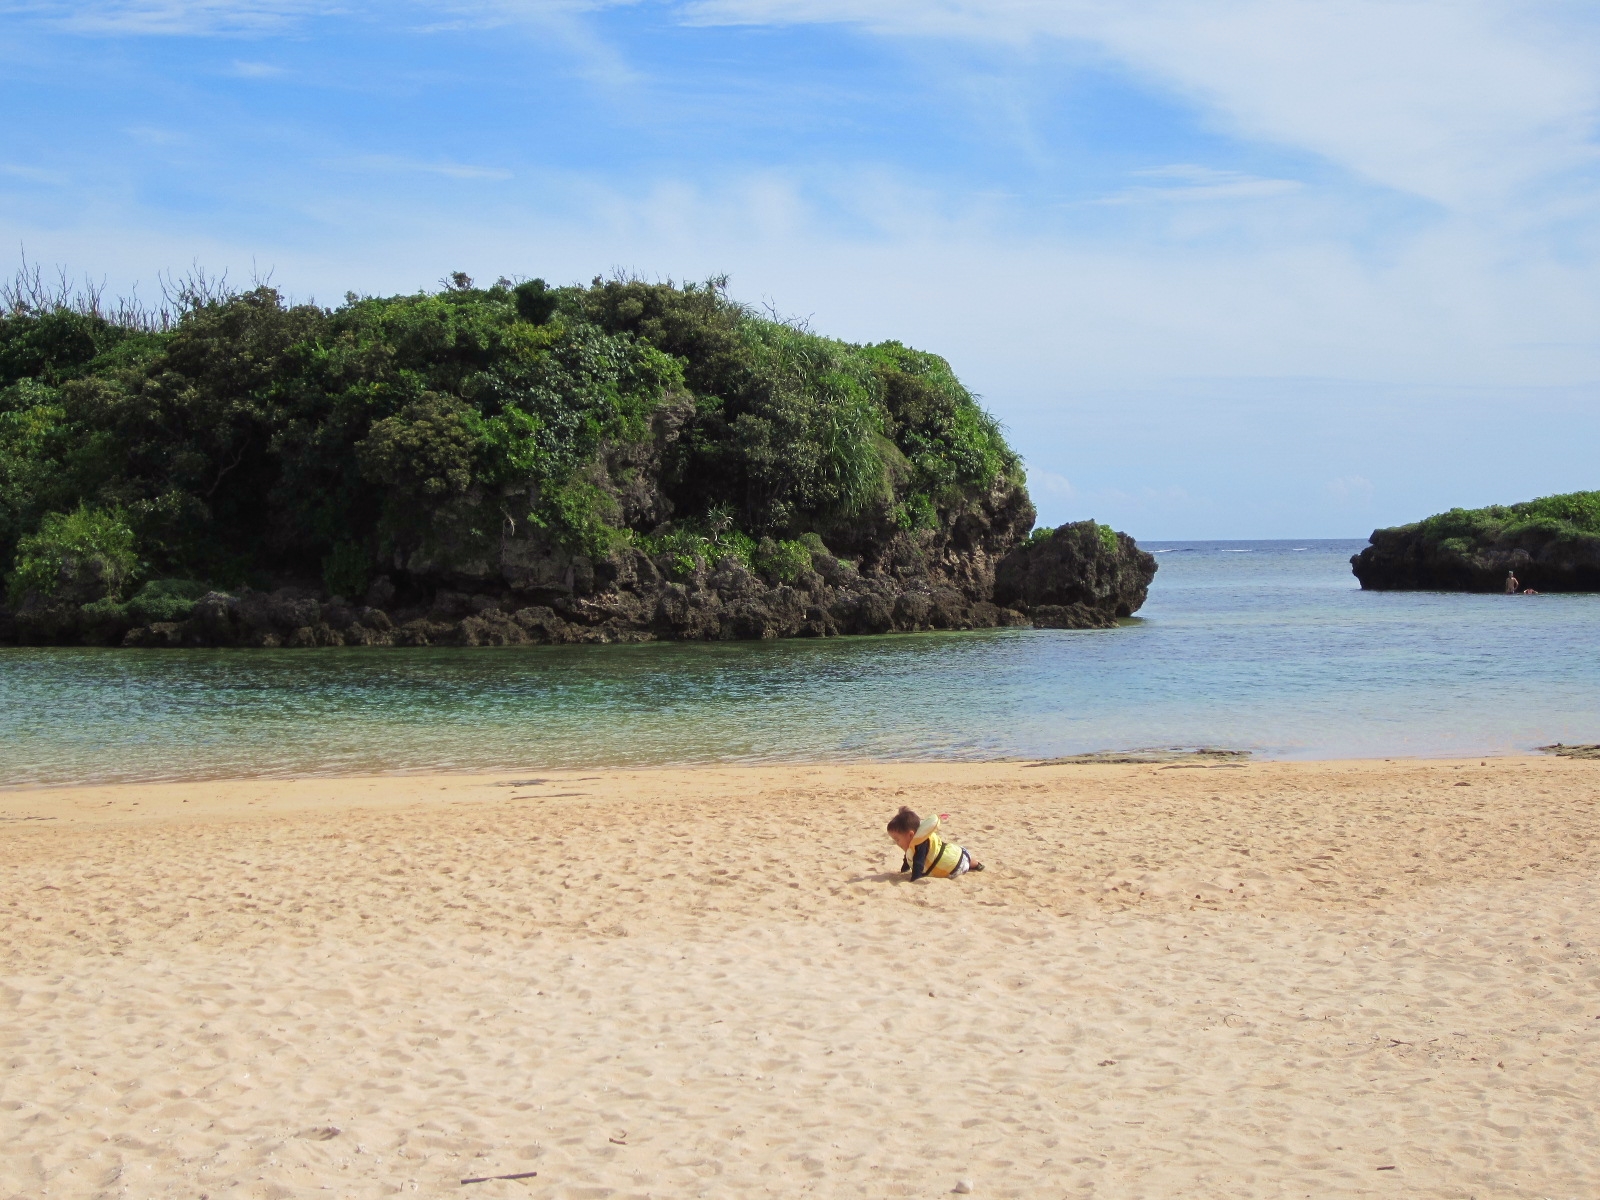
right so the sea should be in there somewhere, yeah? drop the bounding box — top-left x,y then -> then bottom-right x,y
3,539 -> 1597,786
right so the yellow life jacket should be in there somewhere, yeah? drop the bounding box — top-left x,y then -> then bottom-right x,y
911,815 -> 964,878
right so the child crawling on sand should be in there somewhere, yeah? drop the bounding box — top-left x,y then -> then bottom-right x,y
887,806 -> 985,880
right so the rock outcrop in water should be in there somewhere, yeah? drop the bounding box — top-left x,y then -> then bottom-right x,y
1351,491 -> 1600,592
994,521 -> 1156,630
1,273 -> 1156,645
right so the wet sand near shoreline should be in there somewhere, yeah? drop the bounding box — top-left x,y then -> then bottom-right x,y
3,757 -> 1599,1198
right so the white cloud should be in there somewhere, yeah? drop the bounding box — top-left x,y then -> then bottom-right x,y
679,0 -> 1600,214
1026,468 -> 1077,499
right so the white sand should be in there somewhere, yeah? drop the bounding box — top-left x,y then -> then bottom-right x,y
3,757 -> 1599,1198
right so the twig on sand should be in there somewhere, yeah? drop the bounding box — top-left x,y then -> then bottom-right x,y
461,1171 -> 538,1184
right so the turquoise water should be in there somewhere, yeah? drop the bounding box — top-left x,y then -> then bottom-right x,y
3,539 -> 1598,785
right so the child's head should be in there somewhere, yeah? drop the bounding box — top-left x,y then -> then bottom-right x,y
886,806 -> 919,851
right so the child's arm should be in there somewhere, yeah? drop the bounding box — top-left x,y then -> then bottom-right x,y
908,841 -> 930,881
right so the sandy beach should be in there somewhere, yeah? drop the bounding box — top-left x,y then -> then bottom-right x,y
3,755 -> 1598,1199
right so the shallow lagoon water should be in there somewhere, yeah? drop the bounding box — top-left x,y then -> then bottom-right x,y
3,539 -> 1598,784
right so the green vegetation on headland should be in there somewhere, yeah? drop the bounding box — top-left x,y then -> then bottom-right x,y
0,269 -> 1154,644
1351,491 -> 1600,592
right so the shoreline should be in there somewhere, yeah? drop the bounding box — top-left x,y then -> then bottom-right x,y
0,748 -> 1572,800
6,755 -> 1599,1197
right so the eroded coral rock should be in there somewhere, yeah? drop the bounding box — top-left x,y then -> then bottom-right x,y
993,520 -> 1157,629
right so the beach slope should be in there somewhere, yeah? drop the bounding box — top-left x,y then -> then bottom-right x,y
3,758 -> 1598,1198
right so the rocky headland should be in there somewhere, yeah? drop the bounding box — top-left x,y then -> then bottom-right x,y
1,274 -> 1155,646
1351,491 -> 1600,592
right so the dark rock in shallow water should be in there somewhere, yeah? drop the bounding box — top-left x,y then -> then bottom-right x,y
122,621 -> 188,648
190,592 -> 240,644
1538,743 -> 1600,759
993,520 -> 1157,628
1026,747 -> 1250,765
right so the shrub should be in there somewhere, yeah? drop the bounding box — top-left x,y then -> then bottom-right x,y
356,392 -> 477,506
125,578 -> 210,624
638,527 -> 708,579
513,278 -> 559,326
1098,524 -> 1119,554
636,522 -> 756,579
730,321 -> 888,530
754,536 -> 814,585
0,383 -> 72,571
7,504 -> 137,607
535,475 -> 625,558
893,492 -> 938,531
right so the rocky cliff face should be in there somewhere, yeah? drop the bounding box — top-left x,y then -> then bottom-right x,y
5,506 -> 1161,647
135,479 -> 1038,647
1351,526 -> 1600,592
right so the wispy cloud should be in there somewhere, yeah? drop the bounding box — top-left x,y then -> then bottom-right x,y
1025,467 -> 1076,499
1326,475 -> 1375,507
338,154 -> 514,181
417,1 -> 646,88
0,163 -> 69,186
678,0 -> 1600,214
6,0 -> 642,40
229,58 -> 287,76
24,1 -> 650,88
126,126 -> 191,146
1098,165 -> 1302,206
7,1 -> 330,35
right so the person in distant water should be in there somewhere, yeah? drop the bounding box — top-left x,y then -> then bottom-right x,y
887,807 -> 984,880
1505,570 -> 1520,594
1524,588 -> 1541,595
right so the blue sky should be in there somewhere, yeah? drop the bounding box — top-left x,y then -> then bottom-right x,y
4,0 -> 1600,538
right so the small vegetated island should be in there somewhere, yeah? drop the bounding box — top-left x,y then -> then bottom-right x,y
1351,491 -> 1600,591
0,274 -> 1156,647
